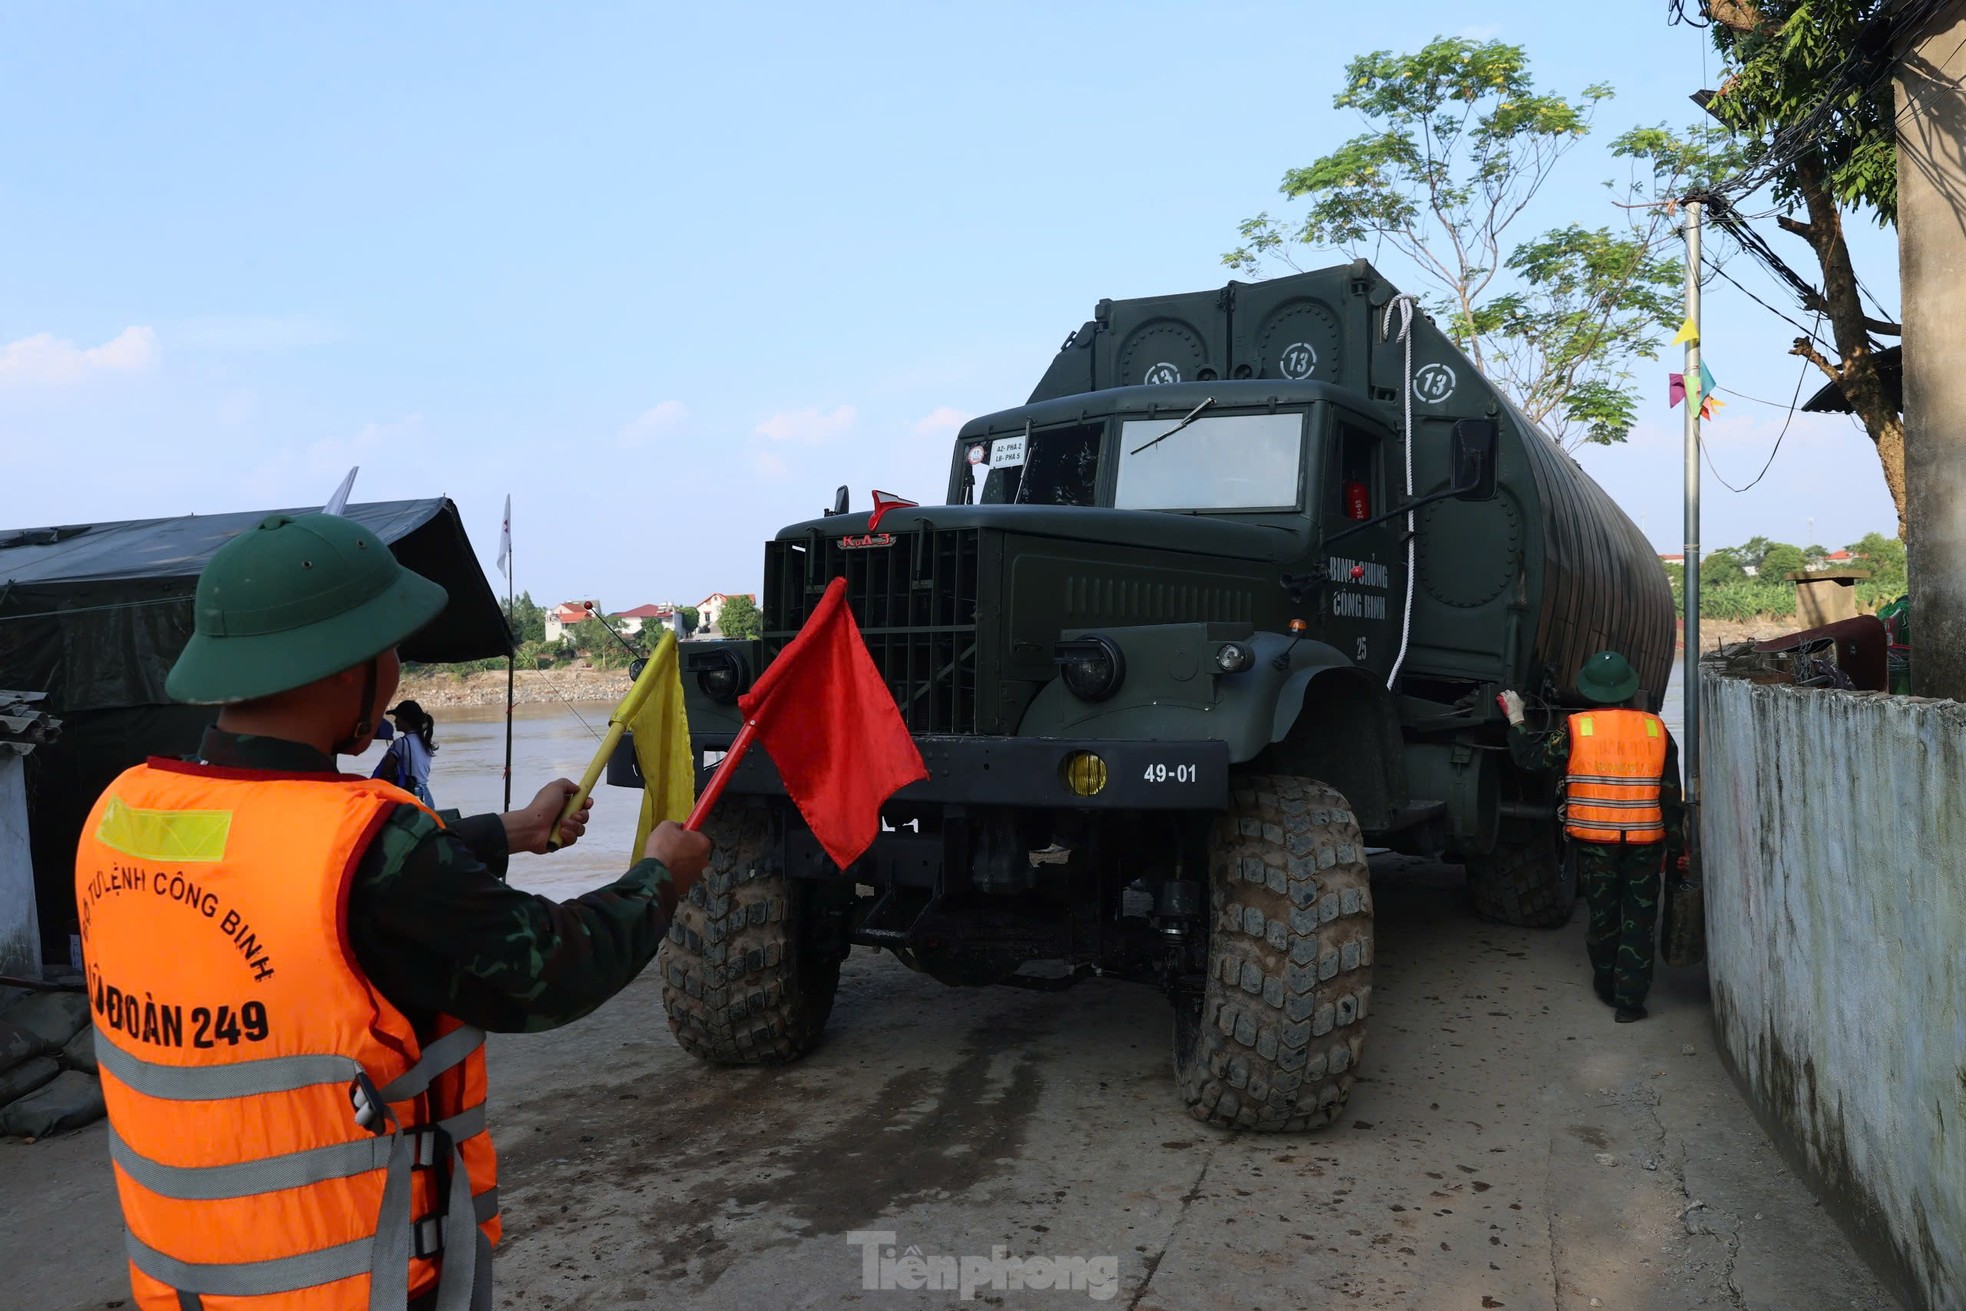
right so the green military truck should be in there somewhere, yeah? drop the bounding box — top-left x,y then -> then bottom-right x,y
616,261 -> 1672,1131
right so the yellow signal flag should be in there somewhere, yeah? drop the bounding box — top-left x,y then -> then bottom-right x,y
627,629 -> 697,863
1671,317 -> 1700,346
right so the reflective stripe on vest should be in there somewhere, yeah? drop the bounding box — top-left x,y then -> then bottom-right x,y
1563,710 -> 1668,843
75,762 -> 501,1311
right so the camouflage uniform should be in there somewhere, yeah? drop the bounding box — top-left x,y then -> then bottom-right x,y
1508,719 -> 1685,1010
196,727 -> 676,1034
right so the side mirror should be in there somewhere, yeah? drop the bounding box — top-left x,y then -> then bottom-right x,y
1450,419 -> 1498,501
832,485 -> 850,516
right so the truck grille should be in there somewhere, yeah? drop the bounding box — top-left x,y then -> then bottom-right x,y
762,528 -> 982,734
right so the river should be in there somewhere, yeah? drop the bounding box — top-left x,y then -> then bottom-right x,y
346,700 -> 642,900
352,661 -> 1688,902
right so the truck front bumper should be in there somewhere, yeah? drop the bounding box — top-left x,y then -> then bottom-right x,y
609,732 -> 1231,811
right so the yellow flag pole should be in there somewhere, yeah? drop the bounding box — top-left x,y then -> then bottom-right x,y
547,631 -> 676,850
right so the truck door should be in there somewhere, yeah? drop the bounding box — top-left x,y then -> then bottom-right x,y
1323,417 -> 1402,684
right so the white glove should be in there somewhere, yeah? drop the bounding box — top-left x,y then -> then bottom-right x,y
1497,690 -> 1526,726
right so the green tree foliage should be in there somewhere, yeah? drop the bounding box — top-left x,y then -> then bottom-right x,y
500,590 -> 546,645
1846,530 -> 1906,587
570,616 -> 631,669
1758,543 -> 1807,579
1225,37 -> 1735,448
1698,1 -> 1907,535
1667,531 -> 1900,619
718,595 -> 762,642
1803,543 -> 1831,570
675,605 -> 700,638
1702,553 -> 1748,587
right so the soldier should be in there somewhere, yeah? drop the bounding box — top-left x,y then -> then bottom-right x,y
1499,651 -> 1686,1023
74,512 -> 712,1311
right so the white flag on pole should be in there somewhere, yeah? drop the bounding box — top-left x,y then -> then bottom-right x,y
496,494 -> 512,578
322,466 -> 359,517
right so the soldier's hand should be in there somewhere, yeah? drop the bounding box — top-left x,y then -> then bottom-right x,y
504,779 -> 590,854
1498,689 -> 1526,726
645,821 -> 712,893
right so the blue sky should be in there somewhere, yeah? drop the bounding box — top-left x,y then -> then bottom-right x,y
0,3 -> 1902,610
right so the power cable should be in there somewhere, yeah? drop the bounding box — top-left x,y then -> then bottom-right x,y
1696,317 -> 1820,494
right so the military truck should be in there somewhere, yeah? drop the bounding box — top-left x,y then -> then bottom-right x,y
618,261 -> 1672,1131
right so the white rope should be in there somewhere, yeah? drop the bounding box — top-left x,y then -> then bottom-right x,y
1381,294 -> 1421,691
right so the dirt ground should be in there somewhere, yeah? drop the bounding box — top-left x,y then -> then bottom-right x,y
4,858 -> 1896,1311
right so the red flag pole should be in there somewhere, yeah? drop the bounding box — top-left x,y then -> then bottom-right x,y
685,721 -> 758,832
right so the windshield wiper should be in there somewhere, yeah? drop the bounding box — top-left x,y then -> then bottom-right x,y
1129,397 -> 1216,455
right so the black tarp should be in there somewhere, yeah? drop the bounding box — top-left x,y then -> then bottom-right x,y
0,498 -> 510,959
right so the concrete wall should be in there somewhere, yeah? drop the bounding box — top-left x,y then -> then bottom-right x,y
0,754 -> 42,979
1701,674 -> 1966,1309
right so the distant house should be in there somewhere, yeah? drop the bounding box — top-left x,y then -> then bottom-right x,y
1658,553 -> 1684,567
1807,550 -> 1857,573
611,603 -> 674,636
697,591 -> 757,635
545,600 -> 600,643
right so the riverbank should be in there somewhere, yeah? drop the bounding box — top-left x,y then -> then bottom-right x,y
394,666 -> 626,707
399,617 -> 1777,709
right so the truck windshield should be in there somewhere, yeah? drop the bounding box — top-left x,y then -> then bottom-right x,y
974,423 -> 1102,505
1115,412 -> 1305,511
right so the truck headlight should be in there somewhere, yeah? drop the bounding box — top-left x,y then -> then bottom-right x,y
1054,636 -> 1125,702
688,649 -> 750,704
1215,642 -> 1255,673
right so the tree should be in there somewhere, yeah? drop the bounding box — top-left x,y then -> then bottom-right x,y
718,595 -> 762,642
1702,553 -> 1748,587
1225,37 -> 1735,448
1804,543 -> 1831,570
1846,530 -> 1907,586
675,605 -> 700,638
1695,1 -> 1907,535
569,616 -> 629,669
501,590 -> 545,645
1758,542 -> 1807,578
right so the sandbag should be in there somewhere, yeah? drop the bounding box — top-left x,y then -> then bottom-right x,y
60,1026 -> 96,1074
0,1070 -> 106,1138
4,991 -> 91,1049
0,1019 -> 52,1074
0,1055 -> 60,1105
0,985 -> 30,1015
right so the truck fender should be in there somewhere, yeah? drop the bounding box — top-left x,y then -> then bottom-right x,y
1017,624 -> 1354,762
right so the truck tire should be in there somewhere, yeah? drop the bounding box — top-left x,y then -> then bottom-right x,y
658,798 -> 840,1064
1174,774 -> 1373,1131
1465,820 -> 1576,929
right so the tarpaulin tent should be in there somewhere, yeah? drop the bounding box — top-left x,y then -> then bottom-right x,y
0,498 -> 509,963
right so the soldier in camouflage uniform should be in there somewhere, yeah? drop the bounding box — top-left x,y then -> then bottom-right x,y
1501,651 -> 1685,1023
111,512 -> 712,1306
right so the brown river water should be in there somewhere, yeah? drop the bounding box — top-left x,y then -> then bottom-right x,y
343,664 -> 1684,906
345,700 -> 643,900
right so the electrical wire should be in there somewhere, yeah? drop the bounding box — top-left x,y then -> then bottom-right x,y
1697,318 -> 1820,494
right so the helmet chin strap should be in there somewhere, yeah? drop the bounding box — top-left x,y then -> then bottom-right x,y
331,657 -> 380,758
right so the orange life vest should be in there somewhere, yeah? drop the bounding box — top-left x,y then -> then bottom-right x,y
74,758 -> 499,1311
1562,710 -> 1669,844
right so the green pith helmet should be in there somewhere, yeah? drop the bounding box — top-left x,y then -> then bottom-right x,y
1576,650 -> 1640,706
166,513 -> 449,705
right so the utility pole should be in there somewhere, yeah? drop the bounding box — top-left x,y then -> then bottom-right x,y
1682,201 -> 1703,848
1896,0 -> 1966,699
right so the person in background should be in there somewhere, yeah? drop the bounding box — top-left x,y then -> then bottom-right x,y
1498,650 -> 1687,1023
74,512 -> 712,1310
376,698 -> 438,805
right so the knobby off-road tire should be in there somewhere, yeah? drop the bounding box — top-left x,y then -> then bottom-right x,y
658,798 -> 840,1064
1465,818 -> 1575,929
1175,774 -> 1373,1132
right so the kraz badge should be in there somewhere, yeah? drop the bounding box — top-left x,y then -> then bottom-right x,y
837,532 -> 895,550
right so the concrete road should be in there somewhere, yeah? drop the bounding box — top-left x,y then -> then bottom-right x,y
4,858 -> 1897,1310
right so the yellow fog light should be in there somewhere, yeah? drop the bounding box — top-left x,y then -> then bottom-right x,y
1063,752 -> 1108,797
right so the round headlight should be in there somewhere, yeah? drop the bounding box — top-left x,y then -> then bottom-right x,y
1054,635 -> 1125,702
1062,752 -> 1108,796
1216,642 -> 1255,673
694,649 -> 750,704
